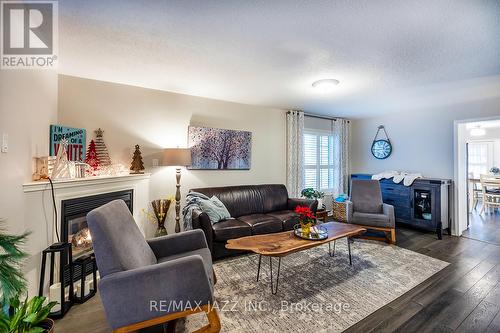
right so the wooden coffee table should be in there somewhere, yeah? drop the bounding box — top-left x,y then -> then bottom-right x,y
226,222 -> 366,294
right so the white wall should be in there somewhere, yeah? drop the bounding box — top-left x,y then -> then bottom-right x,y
58,75 -> 287,233
351,97 -> 500,179
0,70 -> 58,295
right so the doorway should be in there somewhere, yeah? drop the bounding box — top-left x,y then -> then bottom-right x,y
456,119 -> 500,244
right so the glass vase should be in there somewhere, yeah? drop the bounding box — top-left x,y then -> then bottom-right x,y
301,222 -> 312,236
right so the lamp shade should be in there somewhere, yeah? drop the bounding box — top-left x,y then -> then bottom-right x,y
163,148 -> 192,166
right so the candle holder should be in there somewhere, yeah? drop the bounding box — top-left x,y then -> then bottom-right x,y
38,243 -> 74,319
72,254 -> 97,303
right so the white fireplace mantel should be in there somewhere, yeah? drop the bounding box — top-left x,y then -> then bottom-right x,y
23,173 -> 151,193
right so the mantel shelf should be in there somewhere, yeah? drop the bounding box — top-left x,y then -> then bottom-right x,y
23,173 -> 151,193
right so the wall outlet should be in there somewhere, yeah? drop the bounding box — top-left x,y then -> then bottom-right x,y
1,133 -> 8,153
152,158 -> 159,167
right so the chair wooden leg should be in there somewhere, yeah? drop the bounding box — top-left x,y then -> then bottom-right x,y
113,304 -> 220,333
390,228 -> 396,244
194,306 -> 221,333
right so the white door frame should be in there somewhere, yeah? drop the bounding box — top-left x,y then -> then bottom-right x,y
453,115 -> 500,236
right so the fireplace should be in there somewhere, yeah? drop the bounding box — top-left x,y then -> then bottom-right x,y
61,190 -> 133,259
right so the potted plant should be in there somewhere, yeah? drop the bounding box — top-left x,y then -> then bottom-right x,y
294,206 -> 316,236
301,188 -> 325,209
1,296 -> 57,333
0,228 -> 56,332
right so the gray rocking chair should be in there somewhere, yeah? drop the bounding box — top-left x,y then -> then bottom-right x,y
87,199 -> 220,332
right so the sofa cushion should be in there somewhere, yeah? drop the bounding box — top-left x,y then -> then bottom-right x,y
352,212 -> 394,228
158,247 -> 214,286
191,186 -> 264,217
237,214 -> 283,235
198,195 -> 231,224
212,218 -> 252,242
259,184 -> 289,213
267,210 -> 298,231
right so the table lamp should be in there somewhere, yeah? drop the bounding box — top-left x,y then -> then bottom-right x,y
163,148 -> 192,233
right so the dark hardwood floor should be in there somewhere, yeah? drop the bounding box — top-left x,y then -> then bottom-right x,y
56,227 -> 500,333
345,228 -> 500,333
462,208 -> 500,246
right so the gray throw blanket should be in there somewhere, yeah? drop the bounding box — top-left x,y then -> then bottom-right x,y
182,191 -> 210,230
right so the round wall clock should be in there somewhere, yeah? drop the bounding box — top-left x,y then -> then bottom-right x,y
371,126 -> 392,159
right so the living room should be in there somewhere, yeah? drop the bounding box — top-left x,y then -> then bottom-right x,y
1,1 -> 500,332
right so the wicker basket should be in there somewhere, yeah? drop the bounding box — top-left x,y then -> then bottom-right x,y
332,201 -> 347,223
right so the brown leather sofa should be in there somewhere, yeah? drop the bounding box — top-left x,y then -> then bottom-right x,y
190,184 -> 318,259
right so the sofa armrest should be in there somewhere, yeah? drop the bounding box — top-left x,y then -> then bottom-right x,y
346,201 -> 353,223
147,229 -> 208,258
287,198 -> 318,213
383,203 -> 396,228
191,209 -> 214,256
99,255 -> 213,330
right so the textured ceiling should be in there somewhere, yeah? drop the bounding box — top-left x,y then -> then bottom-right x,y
58,0 -> 500,118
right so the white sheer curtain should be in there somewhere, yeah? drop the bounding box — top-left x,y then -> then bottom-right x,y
332,118 -> 350,196
286,110 -> 304,197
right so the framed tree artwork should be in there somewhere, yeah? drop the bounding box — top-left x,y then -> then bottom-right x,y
188,126 -> 252,170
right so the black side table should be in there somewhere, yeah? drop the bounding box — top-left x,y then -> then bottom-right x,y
39,242 -> 74,319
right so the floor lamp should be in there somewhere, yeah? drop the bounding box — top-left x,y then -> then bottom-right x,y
163,148 -> 192,233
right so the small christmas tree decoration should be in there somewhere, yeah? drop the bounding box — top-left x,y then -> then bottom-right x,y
94,128 -> 112,166
51,139 -> 72,179
85,140 -> 100,170
130,144 -> 145,174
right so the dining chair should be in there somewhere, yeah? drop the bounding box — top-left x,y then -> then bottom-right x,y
468,172 -> 482,211
480,174 -> 500,214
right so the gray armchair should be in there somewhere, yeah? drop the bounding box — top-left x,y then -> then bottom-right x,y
346,179 -> 396,244
87,200 -> 220,332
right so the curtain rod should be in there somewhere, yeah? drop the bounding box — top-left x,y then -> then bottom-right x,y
303,112 -> 350,123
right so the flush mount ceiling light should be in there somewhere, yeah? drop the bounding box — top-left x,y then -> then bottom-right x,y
470,126 -> 486,137
312,79 -> 340,93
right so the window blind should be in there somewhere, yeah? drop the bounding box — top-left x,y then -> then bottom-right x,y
303,131 -> 335,191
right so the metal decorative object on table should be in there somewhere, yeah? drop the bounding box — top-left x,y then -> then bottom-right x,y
293,224 -> 328,240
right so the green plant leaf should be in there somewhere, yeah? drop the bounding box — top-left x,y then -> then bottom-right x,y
23,313 -> 37,324
0,228 -> 30,304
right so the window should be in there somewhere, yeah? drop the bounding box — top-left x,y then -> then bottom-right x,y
468,142 -> 494,178
304,131 -> 334,191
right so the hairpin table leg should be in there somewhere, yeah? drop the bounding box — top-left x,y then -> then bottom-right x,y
328,241 -> 336,257
347,237 -> 352,266
256,255 -> 262,282
269,256 -> 281,295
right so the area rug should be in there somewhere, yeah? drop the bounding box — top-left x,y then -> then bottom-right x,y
180,239 -> 448,332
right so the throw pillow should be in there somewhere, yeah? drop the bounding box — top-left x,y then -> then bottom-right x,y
198,196 -> 231,224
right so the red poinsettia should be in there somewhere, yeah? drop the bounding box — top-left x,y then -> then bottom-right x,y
295,206 -> 316,225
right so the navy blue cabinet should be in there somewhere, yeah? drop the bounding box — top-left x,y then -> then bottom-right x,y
350,174 -> 451,239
